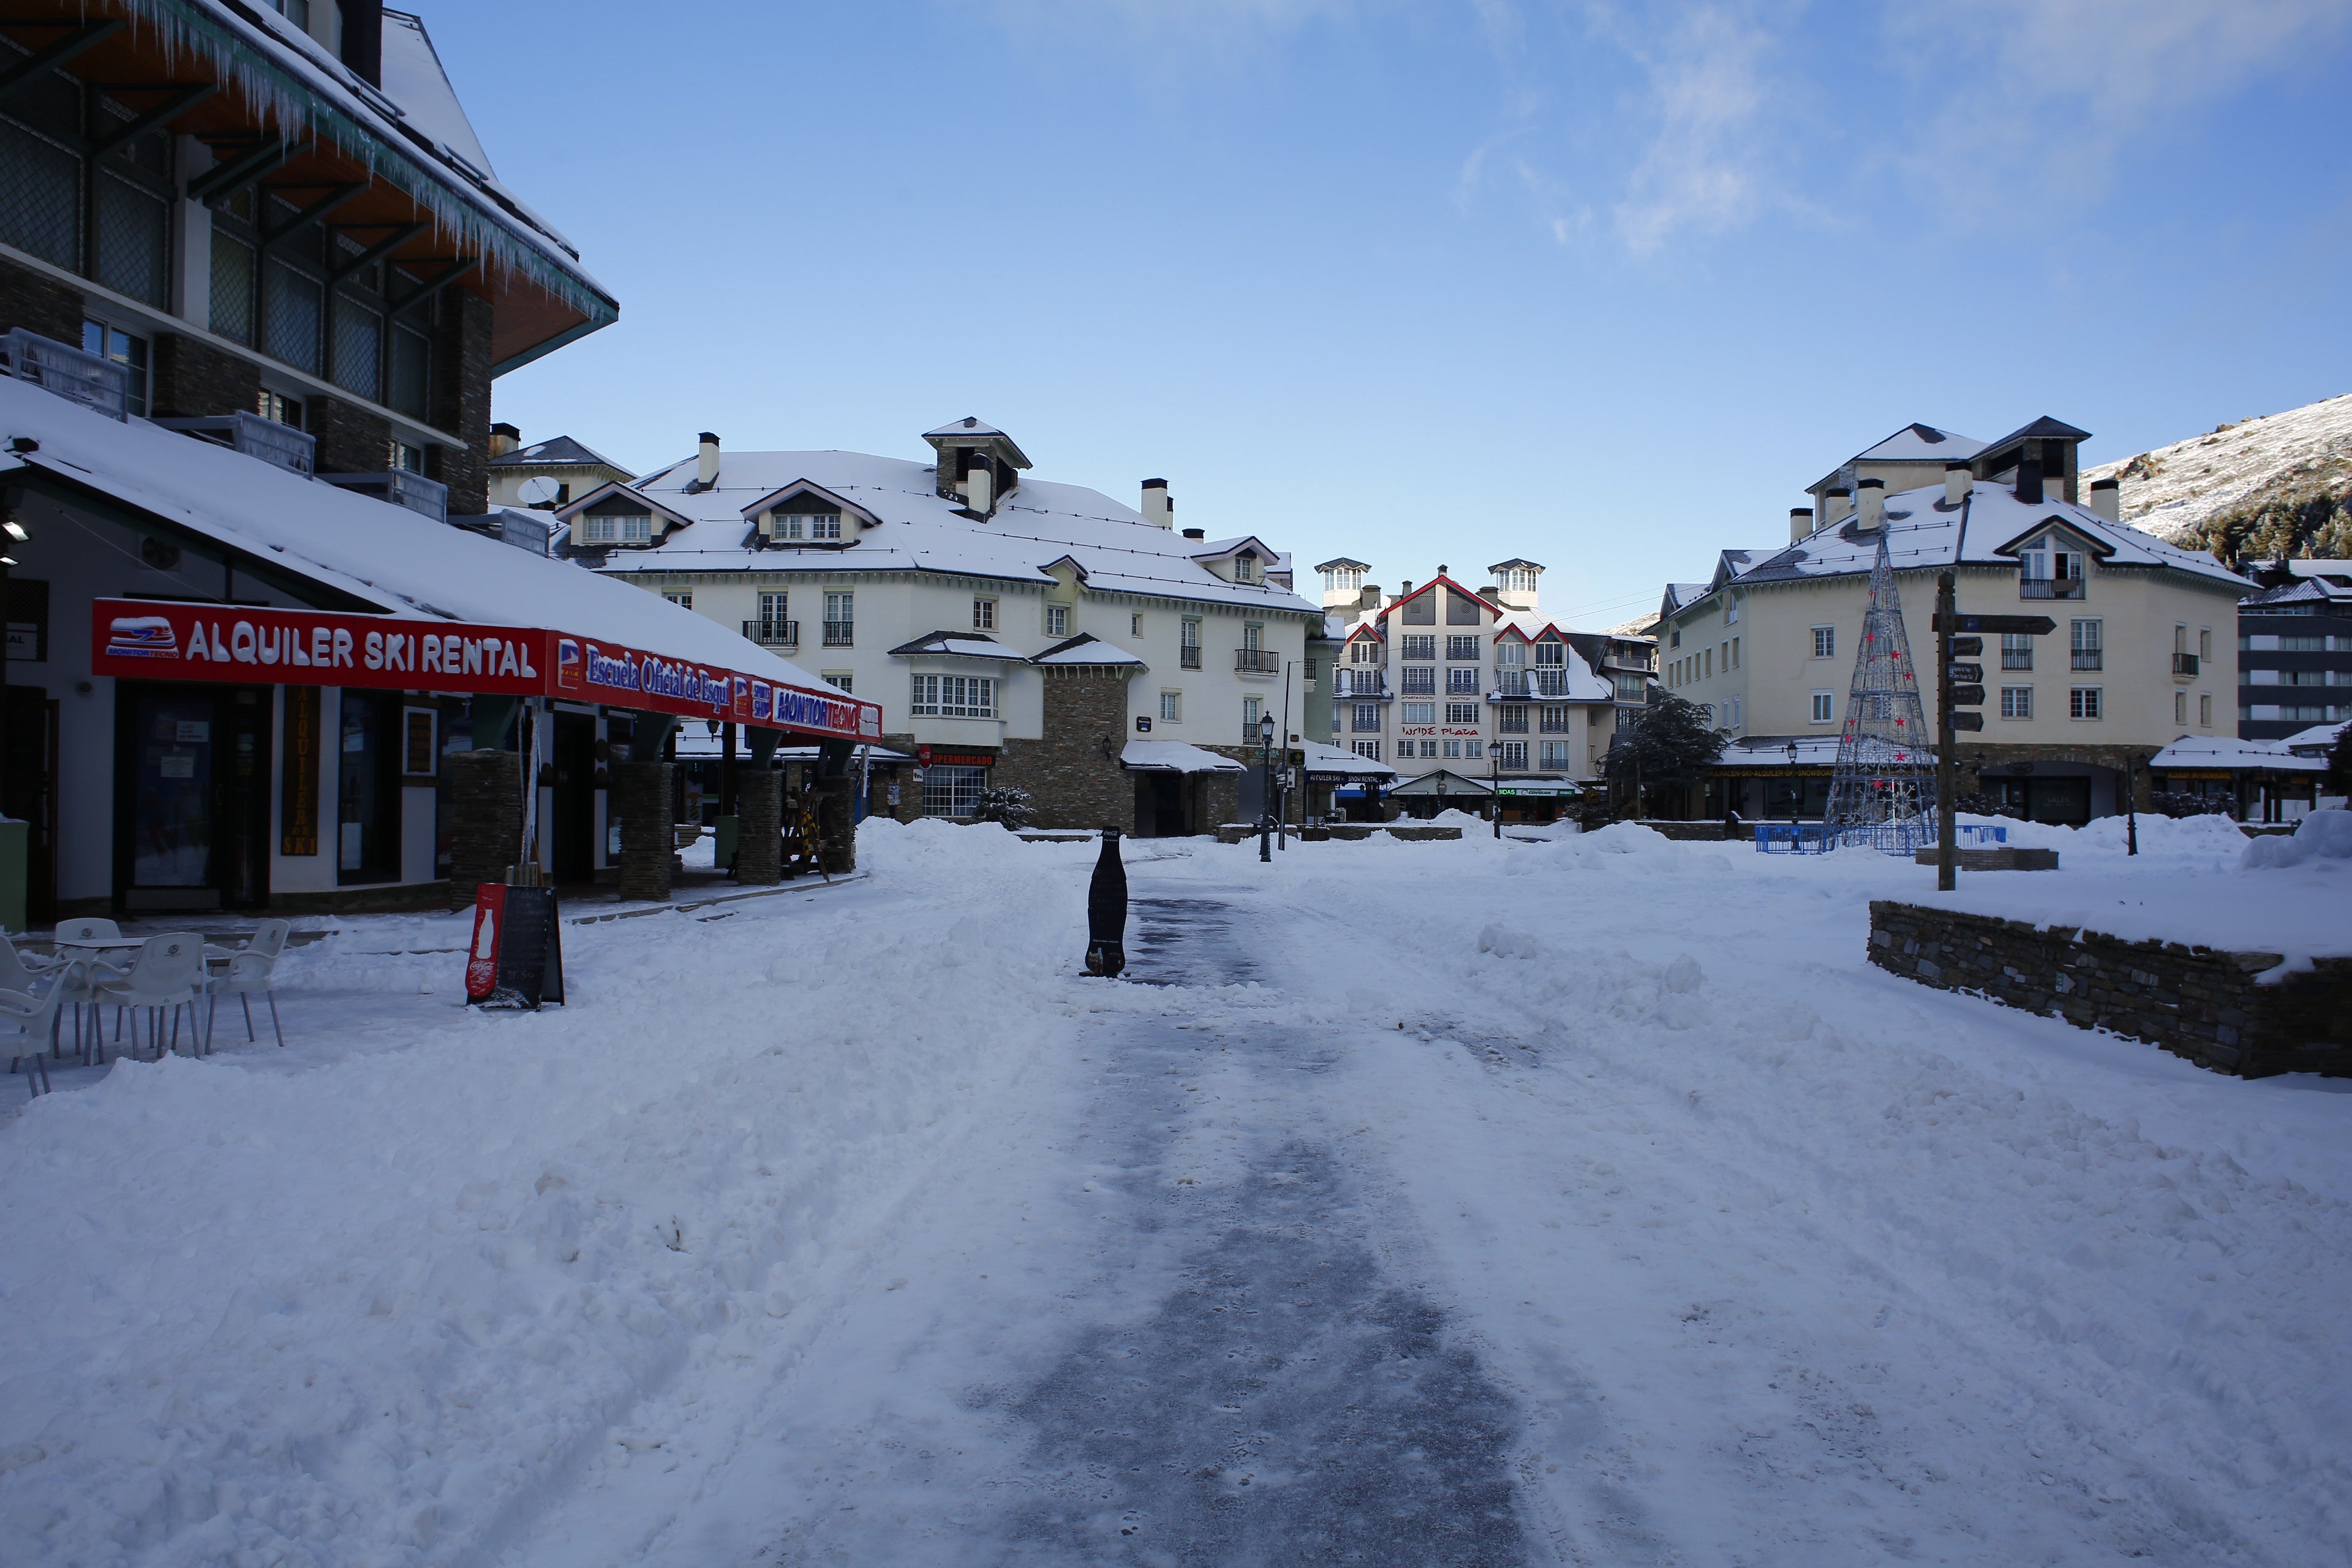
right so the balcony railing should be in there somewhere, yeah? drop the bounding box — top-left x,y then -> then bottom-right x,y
742,618 -> 799,647
2021,578 -> 2084,600
1235,648 -> 1282,675
2174,652 -> 2200,677
156,412 -> 316,476
2,328 -> 129,420
2002,650 -> 2033,670
1492,669 -> 1572,698
823,620 -> 854,647
1330,668 -> 1388,698
2071,649 -> 2103,671
1180,645 -> 1202,669
322,469 -> 448,524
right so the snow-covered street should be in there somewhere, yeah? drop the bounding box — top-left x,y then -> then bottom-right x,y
5,818 -> 2349,1566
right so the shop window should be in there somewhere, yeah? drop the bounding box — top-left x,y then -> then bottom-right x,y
921,764 -> 985,818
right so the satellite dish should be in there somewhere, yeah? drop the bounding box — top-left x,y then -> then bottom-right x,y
516,475 -> 561,508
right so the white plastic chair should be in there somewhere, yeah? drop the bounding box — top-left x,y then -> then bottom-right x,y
205,950 -> 286,1050
92,933 -> 206,1060
52,916 -> 122,945
1,978 -> 72,1097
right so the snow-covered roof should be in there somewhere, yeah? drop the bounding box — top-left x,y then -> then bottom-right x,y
1809,423 -> 1986,492
164,1 -> 608,350
1721,481 -> 2244,595
1316,556 -> 1371,572
1487,557 -> 1545,572
1299,740 -> 1396,779
1388,769 -> 1494,796
1377,575 -> 1502,622
2150,735 -> 2327,773
886,631 -> 1028,661
1662,582 -> 1709,612
2282,720 -> 2350,755
579,447 -> 1316,617
1487,611 -> 1616,701
2240,578 -> 2342,609
489,435 -> 625,470
0,376 -> 845,701
1715,735 -> 1849,768
1032,633 -> 1147,666
1121,741 -> 1244,774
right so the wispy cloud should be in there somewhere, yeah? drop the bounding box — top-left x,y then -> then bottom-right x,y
1888,0 -> 2352,205
1603,5 -> 1777,253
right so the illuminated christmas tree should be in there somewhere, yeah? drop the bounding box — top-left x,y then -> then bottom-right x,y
1823,530 -> 1937,853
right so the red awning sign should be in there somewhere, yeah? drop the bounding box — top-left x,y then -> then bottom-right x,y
92,598 -> 881,741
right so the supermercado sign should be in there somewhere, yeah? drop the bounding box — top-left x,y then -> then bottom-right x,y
91,599 -> 881,740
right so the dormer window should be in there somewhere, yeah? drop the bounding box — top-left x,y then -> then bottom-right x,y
1234,551 -> 1261,583
1499,567 -> 1537,594
1322,564 -> 1364,592
2019,536 -> 2081,581
582,514 -> 652,545
771,510 -> 844,543
1534,642 -> 1565,667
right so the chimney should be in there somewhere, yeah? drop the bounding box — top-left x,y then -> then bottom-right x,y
337,0 -> 383,88
965,456 -> 994,515
1824,486 -> 1852,526
2015,455 -> 2044,505
1140,478 -> 1171,529
1360,585 -> 1381,611
489,421 -> 520,459
1788,507 -> 1814,543
2089,476 -> 2120,522
1944,461 -> 1971,507
1399,579 -> 1414,598
1855,478 -> 1884,532
1479,585 -> 1499,601
1181,527 -> 1205,540
696,432 -> 720,489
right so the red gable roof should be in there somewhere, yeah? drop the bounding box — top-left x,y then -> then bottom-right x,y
1374,574 -> 1505,622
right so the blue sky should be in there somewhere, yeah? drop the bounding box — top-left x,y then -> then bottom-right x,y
450,1 -> 2352,628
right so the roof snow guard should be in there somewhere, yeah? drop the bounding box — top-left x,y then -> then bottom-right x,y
107,0 -> 616,370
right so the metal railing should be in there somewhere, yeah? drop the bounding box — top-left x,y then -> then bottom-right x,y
2,328 -> 129,420
823,620 -> 854,647
1329,667 -> 1387,698
156,412 -> 316,475
2021,578 -> 2084,600
2071,649 -> 2103,671
2002,649 -> 2033,670
321,469 -> 449,523
1493,669 -> 1572,698
2174,652 -> 2199,677
742,618 -> 799,647
1235,648 -> 1281,675
1179,644 -> 1201,669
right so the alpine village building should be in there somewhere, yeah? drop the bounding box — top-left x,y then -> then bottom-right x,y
564,421 -> 1322,835
0,0 -> 878,921
1313,559 -> 1656,821
1655,419 -> 2248,824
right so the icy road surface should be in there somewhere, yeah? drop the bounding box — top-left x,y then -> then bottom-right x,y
4,813 -> 2349,1566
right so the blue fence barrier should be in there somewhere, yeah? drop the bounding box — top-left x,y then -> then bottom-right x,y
1754,823 -> 2008,854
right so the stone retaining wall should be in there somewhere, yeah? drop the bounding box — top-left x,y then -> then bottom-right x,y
1868,900 -> 2352,1079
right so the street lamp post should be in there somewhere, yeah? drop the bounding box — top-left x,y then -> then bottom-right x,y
1785,740 -> 1800,824
1257,712 -> 1275,863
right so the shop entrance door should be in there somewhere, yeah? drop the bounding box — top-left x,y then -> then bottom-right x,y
337,691 -> 401,884
1137,773 -> 1188,837
552,711 -> 597,884
115,682 -> 272,911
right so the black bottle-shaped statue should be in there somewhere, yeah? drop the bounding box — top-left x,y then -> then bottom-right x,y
1084,829 -> 1127,978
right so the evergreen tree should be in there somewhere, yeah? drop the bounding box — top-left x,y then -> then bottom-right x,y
1604,695 -> 1725,794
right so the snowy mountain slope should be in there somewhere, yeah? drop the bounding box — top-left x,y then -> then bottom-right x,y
2084,392 -> 2352,564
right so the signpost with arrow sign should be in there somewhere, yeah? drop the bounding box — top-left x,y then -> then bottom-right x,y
1931,582 -> 2056,889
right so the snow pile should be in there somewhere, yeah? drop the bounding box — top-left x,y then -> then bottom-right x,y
1976,810 -> 2252,870
0,820 -> 1084,1566
2241,807 -> 2352,870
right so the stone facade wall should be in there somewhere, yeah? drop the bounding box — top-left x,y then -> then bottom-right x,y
149,332 -> 259,420
448,749 -> 524,909
1868,900 -> 2351,1079
428,288 -> 492,516
0,256 -> 83,347
612,760 -> 675,903
309,393 -> 393,479
994,668 -> 1134,831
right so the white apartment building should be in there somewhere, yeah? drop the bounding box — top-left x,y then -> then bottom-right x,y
1659,418 -> 2247,824
564,420 -> 1319,833
1317,563 -> 1635,816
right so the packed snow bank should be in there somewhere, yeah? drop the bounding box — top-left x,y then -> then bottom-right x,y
2241,807 -> 2352,869
0,819 -> 1087,1567
1971,809 -> 2253,869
